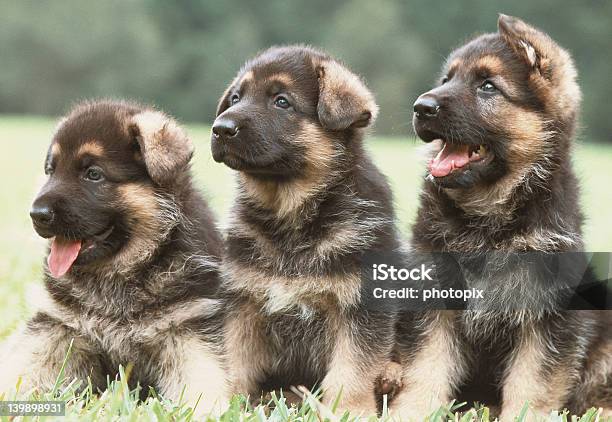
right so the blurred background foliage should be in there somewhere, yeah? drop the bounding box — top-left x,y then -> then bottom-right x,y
0,0 -> 610,141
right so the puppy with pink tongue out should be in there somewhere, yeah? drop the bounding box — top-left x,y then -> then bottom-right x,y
428,142 -> 489,178
0,100 -> 229,414
47,238 -> 83,277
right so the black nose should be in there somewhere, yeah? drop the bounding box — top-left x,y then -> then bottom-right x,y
30,204 -> 55,227
212,118 -> 239,139
414,96 -> 440,119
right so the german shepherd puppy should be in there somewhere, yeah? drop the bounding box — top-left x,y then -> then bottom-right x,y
211,45 -> 401,415
0,100 -> 228,413
390,15 -> 611,419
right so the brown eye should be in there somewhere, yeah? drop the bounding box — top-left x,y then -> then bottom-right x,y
85,166 -> 104,182
274,95 -> 290,109
479,80 -> 497,93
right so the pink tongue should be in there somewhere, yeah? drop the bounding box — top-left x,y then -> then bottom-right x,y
47,238 -> 82,278
429,143 -> 471,178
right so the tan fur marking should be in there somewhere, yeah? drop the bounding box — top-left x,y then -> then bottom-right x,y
446,107 -> 552,217
77,141 -> 104,157
499,329 -> 569,419
224,302 -> 272,396
391,312 -> 464,420
475,55 -> 505,74
223,260 -> 361,313
158,336 -> 229,417
0,323 -> 103,394
314,220 -> 378,259
240,121 -> 340,219
112,183 -> 179,272
2,285 -> 227,408
139,299 -> 221,338
321,322 -> 380,416
576,329 -> 612,414
266,72 -> 294,86
448,58 -> 463,74
26,285 -> 221,344
502,106 -> 550,166
0,325 -> 50,393
50,142 -> 61,159
240,70 -> 254,84
118,183 -> 160,222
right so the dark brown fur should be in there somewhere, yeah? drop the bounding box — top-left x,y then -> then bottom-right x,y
212,45 -> 402,415
391,15 -> 611,419
0,100 -> 229,414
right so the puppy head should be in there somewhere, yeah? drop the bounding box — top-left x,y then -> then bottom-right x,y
412,15 -> 580,193
211,45 -> 377,179
30,100 -> 188,278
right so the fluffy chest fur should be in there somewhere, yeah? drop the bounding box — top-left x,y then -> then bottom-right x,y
32,282 -> 222,357
222,176 -> 398,314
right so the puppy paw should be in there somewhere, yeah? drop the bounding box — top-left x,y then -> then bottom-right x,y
375,361 -> 404,399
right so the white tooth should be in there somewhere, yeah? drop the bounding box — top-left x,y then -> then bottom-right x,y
433,145 -> 446,161
478,145 -> 487,155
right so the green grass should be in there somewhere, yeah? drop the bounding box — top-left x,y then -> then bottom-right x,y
1,115 -> 611,421
0,366 -> 607,422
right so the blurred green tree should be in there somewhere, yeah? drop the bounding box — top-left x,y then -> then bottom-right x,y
0,0 -> 609,142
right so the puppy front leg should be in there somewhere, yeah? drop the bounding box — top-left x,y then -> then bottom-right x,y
223,305 -> 272,401
391,311 -> 465,421
499,326 -> 577,421
0,316 -> 104,395
320,324 -> 380,417
155,334 -> 229,417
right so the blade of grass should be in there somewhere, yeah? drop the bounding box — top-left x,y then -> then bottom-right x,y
50,337 -> 74,396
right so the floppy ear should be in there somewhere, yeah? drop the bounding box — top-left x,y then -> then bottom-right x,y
316,60 -> 378,131
498,14 -> 553,79
129,110 -> 193,186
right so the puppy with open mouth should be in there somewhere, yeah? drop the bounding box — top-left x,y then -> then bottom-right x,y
0,100 -> 229,414
211,45 -> 403,415
389,15 -> 611,419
